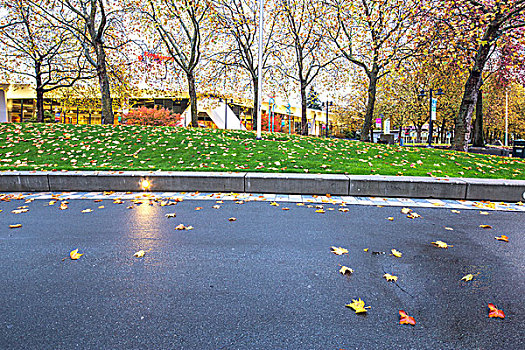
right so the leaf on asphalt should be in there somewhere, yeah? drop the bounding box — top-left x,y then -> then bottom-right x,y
113,199 -> 123,204
399,310 -> 416,325
363,248 -> 369,252
444,227 -> 454,231
134,250 -> 145,258
98,205 -> 104,209
331,246 -> 349,255
480,211 -> 489,215
338,207 -> 349,212
175,224 -> 193,230
339,266 -> 354,275
488,303 -> 505,318
212,205 -> 221,209
59,203 -> 68,210
228,217 -> 237,221
315,209 -> 325,213
383,273 -> 398,282
431,241 -> 453,249
407,212 -> 421,219
296,203 -> 305,206
270,202 -> 279,206
461,274 -> 473,282
9,224 -> 22,229
70,249 -> 83,260
494,235 -> 509,242
401,208 -> 412,214
282,207 -> 290,211
451,210 -> 461,214
479,225 -> 492,229
12,208 -> 28,214
81,209 -> 93,213
345,298 -> 370,314
387,217 -> 394,221
165,213 -> 176,218
391,249 -> 402,258
195,207 -> 203,211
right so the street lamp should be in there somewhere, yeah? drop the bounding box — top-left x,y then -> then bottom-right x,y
418,88 -> 444,147
322,101 -> 333,138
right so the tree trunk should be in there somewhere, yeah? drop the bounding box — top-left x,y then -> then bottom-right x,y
96,44 -> 114,125
252,76 -> 258,131
187,72 -> 198,127
452,25 -> 498,151
472,89 -> 485,147
300,80 -> 308,135
35,61 -> 44,123
360,69 -> 378,142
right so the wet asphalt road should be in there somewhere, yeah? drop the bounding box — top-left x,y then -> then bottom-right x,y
0,197 -> 524,350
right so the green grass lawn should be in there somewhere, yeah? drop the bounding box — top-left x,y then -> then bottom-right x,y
0,123 -> 524,179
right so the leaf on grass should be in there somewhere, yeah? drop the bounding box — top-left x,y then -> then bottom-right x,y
391,249 -> 402,258
495,235 -> 509,242
383,273 -> 398,282
461,274 -> 473,282
165,213 -> 176,218
488,303 -> 505,318
134,250 -> 145,258
9,224 -> 22,229
431,241 -> 453,249
346,298 -> 370,314
81,209 -> 93,213
479,225 -> 492,229
399,310 -> 416,325
70,249 -> 83,260
331,246 -> 349,255
339,266 -> 354,275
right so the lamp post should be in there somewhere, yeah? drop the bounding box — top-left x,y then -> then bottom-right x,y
322,101 -> 333,138
418,88 -> 444,147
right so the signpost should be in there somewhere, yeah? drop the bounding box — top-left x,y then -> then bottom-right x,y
431,97 -> 437,121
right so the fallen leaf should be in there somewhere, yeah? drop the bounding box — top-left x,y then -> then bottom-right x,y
461,274 -> 473,282
363,248 -> 369,252
228,217 -> 237,221
59,203 -> 68,210
134,250 -> 145,258
431,241 -> 453,249
270,202 -> 279,206
407,212 -> 421,219
338,207 -> 349,212
495,235 -> 509,242
399,310 -> 416,325
451,210 -> 461,213
387,217 -> 394,221
9,224 -> 22,229
195,207 -> 203,211
11,208 -> 28,214
296,203 -> 304,206
488,303 -> 505,318
81,209 -> 93,213
391,249 -> 402,258
339,266 -> 354,275
315,209 -> 325,213
383,273 -> 398,282
175,224 -> 193,230
346,298 -> 370,314
479,225 -> 492,229
401,208 -> 412,214
212,205 -> 221,209
70,249 -> 83,260
480,211 -> 489,215
444,227 -> 454,231
113,199 -> 123,204
331,246 -> 349,255
165,213 -> 176,218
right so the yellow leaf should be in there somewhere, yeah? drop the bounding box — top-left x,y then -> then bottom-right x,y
445,227 -> 454,231
363,248 -> 369,252
339,266 -> 354,275
431,241 -> 453,249
387,217 -> 394,221
165,213 -> 176,218
480,211 -> 489,215
70,249 -> 83,260
383,273 -> 398,282
479,225 -> 492,229
401,207 -> 412,214
315,209 -> 325,213
391,249 -> 402,258
331,246 -> 349,255
59,203 -> 68,210
451,210 -> 461,213
461,274 -> 473,281
228,217 -> 237,221
296,203 -> 305,206
9,224 -> 22,229
346,298 -> 370,313
81,209 -> 93,213
270,202 -> 279,206
134,250 -> 145,258
495,235 -> 509,242
407,212 -> 421,219
338,207 -> 349,212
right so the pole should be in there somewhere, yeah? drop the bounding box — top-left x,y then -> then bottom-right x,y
428,89 -> 433,147
256,0 -> 264,140
224,99 -> 228,130
325,102 -> 329,138
505,89 -> 508,147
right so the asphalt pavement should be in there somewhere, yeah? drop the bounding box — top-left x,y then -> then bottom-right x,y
0,196 -> 523,349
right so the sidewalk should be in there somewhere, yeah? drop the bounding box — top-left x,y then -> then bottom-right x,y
1,170 -> 525,202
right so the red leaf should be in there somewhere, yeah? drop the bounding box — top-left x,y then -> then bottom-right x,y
399,310 -> 416,325
488,304 -> 505,318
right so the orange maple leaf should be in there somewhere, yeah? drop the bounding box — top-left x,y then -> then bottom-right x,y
399,310 -> 416,326
488,304 -> 505,319
494,235 -> 509,242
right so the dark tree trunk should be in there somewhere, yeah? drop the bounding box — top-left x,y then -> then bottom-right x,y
95,44 -> 114,125
439,118 -> 446,143
360,69 -> 378,142
187,72 -> 198,127
472,89 -> 485,147
300,80 -> 308,135
35,62 -> 44,123
453,24 -> 499,151
252,76 -> 258,130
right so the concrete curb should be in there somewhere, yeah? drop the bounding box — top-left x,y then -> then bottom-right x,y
1,171 -> 524,202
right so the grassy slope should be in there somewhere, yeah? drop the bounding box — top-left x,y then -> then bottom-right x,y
0,123 -> 524,179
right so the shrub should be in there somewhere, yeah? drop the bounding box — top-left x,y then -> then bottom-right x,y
123,106 -> 182,126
